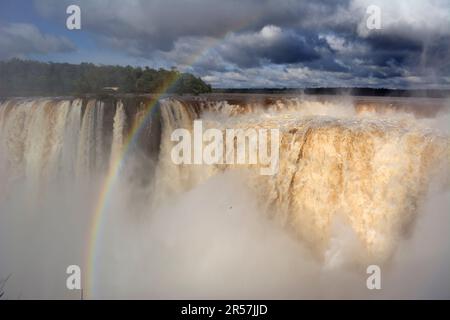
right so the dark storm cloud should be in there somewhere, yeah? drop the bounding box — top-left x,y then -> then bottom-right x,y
217,26 -> 324,68
366,34 -> 423,52
33,0 -> 352,52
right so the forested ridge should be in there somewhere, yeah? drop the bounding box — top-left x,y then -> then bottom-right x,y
0,59 -> 212,96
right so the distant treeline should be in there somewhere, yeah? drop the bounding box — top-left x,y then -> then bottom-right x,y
214,87 -> 450,98
0,59 -> 212,96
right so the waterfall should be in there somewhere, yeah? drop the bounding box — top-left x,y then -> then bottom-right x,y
110,100 -> 126,169
0,95 -> 448,268
154,98 -> 449,263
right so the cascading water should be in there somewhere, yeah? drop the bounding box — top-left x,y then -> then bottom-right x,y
0,95 -> 449,298
155,97 -> 449,263
109,100 -> 126,169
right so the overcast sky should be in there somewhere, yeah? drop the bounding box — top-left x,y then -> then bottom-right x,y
0,0 -> 449,88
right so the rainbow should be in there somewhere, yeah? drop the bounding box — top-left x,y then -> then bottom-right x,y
84,92 -> 163,298
84,18 -> 260,297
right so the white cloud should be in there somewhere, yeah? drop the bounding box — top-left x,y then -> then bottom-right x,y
0,23 -> 75,59
351,0 -> 450,38
260,25 -> 282,39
